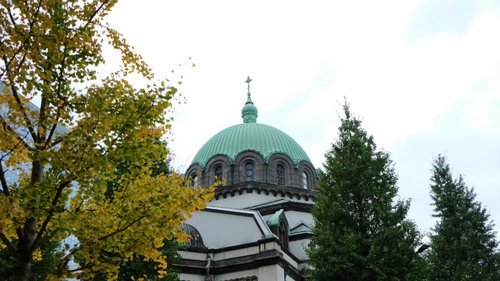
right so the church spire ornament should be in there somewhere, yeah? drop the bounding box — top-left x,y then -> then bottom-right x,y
241,76 -> 258,123
245,76 -> 253,102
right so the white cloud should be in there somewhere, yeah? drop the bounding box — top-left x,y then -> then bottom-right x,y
107,0 -> 500,238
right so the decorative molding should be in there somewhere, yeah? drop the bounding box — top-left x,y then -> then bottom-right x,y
176,249 -> 302,281
289,232 -> 312,241
214,182 -> 316,202
176,236 -> 304,279
250,201 -> 314,216
222,276 -> 258,281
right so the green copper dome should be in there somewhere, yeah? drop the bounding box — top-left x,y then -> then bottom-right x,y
191,77 -> 312,168
191,122 -> 312,168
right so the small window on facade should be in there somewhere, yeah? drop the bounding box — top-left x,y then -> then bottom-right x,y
302,171 -> 309,189
277,164 -> 285,186
245,162 -> 254,181
279,219 -> 289,249
214,165 -> 223,180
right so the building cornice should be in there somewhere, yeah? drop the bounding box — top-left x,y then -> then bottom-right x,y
177,249 -> 303,281
248,200 -> 314,216
214,182 -> 316,202
177,236 -> 306,280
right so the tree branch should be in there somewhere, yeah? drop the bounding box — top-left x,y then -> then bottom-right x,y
80,0 -> 112,33
45,43 -> 69,147
1,0 -> 43,79
0,232 -> 17,257
37,227 -> 59,247
1,0 -> 45,142
16,227 -> 23,241
6,3 -> 19,28
37,91 -> 49,145
0,114 -> 32,151
32,180 -> 72,250
0,161 -> 10,196
4,66 -> 38,142
98,214 -> 147,242
58,247 -> 81,276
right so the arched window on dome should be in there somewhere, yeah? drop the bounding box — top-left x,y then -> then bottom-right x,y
245,162 -> 254,181
190,173 -> 198,188
214,165 -> 223,182
277,164 -> 285,186
302,171 -> 309,189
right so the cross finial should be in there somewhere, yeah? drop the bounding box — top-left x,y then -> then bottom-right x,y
245,76 -> 252,96
241,76 -> 258,123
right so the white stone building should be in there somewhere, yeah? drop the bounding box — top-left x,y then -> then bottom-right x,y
177,78 -> 318,281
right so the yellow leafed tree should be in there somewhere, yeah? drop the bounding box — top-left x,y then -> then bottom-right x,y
0,1 -> 213,280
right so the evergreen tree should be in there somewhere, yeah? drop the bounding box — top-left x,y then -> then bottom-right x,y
308,103 -> 421,281
428,155 -> 499,280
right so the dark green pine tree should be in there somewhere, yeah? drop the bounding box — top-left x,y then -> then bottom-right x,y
308,103 -> 421,281
428,155 -> 499,280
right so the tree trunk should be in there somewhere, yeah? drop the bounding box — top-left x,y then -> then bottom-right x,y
11,218 -> 37,281
12,250 -> 33,281
11,160 -> 43,281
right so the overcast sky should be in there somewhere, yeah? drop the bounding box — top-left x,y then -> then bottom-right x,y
107,0 -> 500,239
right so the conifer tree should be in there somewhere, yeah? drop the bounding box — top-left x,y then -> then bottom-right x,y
428,155 -> 499,280
308,103 -> 421,281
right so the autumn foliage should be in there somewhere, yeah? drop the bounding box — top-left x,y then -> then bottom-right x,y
0,1 -> 213,280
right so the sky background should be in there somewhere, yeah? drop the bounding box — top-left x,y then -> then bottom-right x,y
107,0 -> 500,239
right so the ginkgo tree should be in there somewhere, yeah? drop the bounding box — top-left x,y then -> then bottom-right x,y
0,1 -> 213,280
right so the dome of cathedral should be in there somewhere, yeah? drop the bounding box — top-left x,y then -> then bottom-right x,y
191,79 -> 312,168
191,122 -> 312,168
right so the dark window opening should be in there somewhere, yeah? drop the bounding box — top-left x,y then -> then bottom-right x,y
277,164 -> 285,186
214,165 -> 223,181
279,219 -> 289,249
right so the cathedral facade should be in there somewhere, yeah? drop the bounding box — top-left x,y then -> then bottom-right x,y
177,78 -> 318,281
